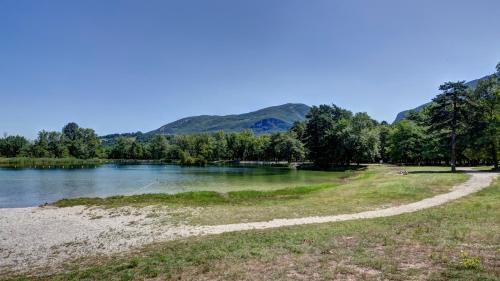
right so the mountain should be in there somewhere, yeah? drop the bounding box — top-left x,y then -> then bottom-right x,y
100,132 -> 149,146
393,74 -> 495,123
393,103 -> 431,123
147,103 -> 311,135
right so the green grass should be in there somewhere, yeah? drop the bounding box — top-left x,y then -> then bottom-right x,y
9,176 -> 499,280
0,157 -> 105,168
182,165 -> 468,225
52,165 -> 469,225
53,183 -> 340,207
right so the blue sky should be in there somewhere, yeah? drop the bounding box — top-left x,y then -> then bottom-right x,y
1,0 -> 499,138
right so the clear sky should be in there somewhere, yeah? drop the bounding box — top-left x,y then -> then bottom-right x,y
1,0 -> 499,138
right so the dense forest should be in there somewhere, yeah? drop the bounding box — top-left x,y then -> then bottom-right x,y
1,63 -> 498,170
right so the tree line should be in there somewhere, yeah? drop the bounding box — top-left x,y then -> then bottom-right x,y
107,130 -> 305,165
1,63 -> 498,171
381,63 -> 499,171
0,123 -> 102,159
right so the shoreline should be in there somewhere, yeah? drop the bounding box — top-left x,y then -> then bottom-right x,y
1,169 -> 497,276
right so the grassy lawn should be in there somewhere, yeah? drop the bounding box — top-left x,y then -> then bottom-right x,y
9,173 -> 499,280
54,165 -> 469,225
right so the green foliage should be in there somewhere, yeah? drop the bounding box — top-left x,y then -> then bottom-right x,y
427,81 -> 472,171
103,130 -> 305,165
0,123 -> 102,160
266,133 -> 305,163
148,135 -> 169,159
303,104 -> 379,167
0,135 -> 29,157
378,121 -> 390,162
467,75 -> 500,169
387,120 -> 425,164
290,121 -> 306,141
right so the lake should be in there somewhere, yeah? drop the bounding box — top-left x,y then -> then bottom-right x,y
0,164 -> 338,208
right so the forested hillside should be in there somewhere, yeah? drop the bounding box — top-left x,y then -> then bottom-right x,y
149,103 -> 310,135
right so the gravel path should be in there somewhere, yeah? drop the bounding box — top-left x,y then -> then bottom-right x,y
0,169 -> 497,275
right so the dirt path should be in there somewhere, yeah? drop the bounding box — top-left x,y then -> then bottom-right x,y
0,170 -> 497,275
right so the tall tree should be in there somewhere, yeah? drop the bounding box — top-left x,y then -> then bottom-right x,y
428,81 -> 470,172
468,65 -> 499,169
303,105 -> 351,167
378,121 -> 390,163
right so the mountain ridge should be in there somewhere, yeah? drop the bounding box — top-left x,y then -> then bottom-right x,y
100,103 -> 311,144
149,103 -> 310,135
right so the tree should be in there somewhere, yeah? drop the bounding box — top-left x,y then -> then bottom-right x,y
348,113 -> 379,165
227,130 -> 259,161
148,135 -> 169,160
277,133 -> 305,163
213,131 -> 228,160
60,123 -> 101,159
0,135 -> 30,157
266,133 -> 305,163
428,81 -> 470,172
388,120 -> 425,164
378,121 -> 390,163
303,105 -> 351,167
62,122 -> 80,141
290,121 -> 306,141
31,131 -> 51,157
468,68 -> 499,169
110,137 -> 134,159
47,131 -> 68,157
193,134 -> 215,161
77,128 -> 101,159
129,141 -> 144,159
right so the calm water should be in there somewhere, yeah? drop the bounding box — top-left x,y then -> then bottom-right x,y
0,164 -> 337,208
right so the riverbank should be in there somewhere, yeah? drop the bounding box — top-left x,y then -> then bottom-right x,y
52,165 -> 469,225
0,157 -> 106,168
0,168 -> 497,280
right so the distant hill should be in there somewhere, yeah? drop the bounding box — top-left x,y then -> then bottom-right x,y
100,103 -> 311,144
393,74 -> 495,123
99,132 -> 149,146
148,103 -> 311,135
